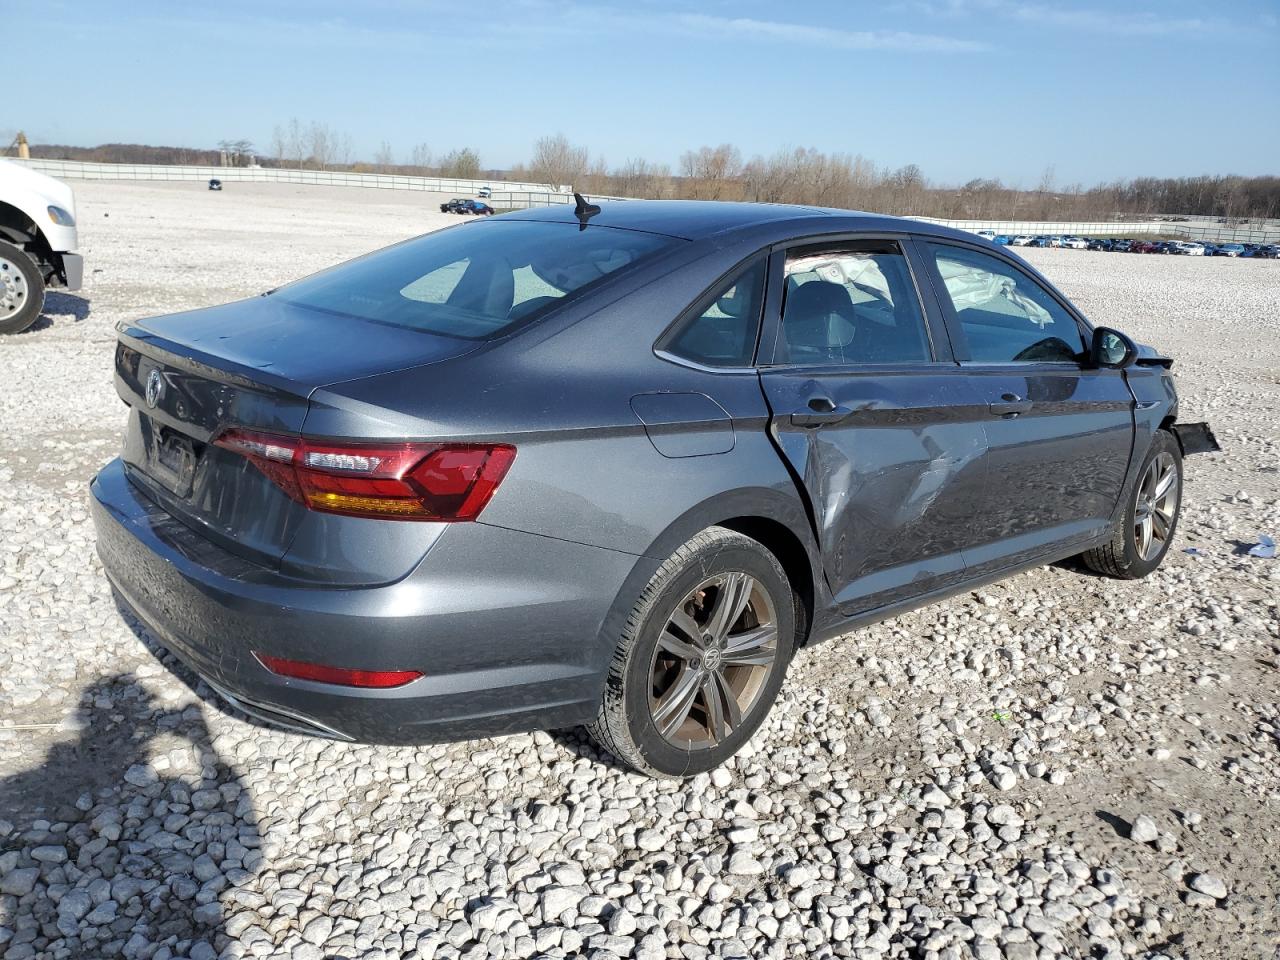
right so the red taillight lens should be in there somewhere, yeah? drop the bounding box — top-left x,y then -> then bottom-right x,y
214,429 -> 515,521
254,652 -> 422,688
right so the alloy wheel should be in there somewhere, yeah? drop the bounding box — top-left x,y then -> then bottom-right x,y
648,572 -> 778,750
0,256 -> 29,321
1133,451 -> 1179,562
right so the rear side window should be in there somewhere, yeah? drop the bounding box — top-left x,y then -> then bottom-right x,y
661,259 -> 767,368
925,243 -> 1085,363
778,241 -> 930,365
277,220 -> 679,340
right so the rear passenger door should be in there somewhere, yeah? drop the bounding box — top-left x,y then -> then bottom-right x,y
917,240 -> 1135,574
757,238 -> 990,615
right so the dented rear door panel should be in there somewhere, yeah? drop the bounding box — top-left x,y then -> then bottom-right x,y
760,366 -> 990,615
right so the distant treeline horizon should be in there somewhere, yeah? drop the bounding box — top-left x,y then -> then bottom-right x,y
20,138 -> 1280,223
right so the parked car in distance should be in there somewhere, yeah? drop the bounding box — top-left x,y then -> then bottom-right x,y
477,187 -> 492,199
1111,239 -> 1134,253
975,230 -> 997,240
1174,242 -> 1205,256
1200,243 -> 1219,256
90,200 -> 1218,776
1086,238 -> 1112,251
1130,240 -> 1155,254
1011,235 -> 1034,246
1061,236 -> 1088,249
1255,244 -> 1280,259
441,199 -> 495,216
1215,243 -> 1245,257
992,235 -> 1013,245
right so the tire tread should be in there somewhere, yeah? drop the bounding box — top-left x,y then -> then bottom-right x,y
1081,430 -> 1181,580
0,240 -> 45,335
586,526 -> 783,777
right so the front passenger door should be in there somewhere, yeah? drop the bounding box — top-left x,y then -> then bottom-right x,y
919,240 -> 1135,574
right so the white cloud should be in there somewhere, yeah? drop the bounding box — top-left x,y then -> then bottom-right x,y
1003,3 -> 1215,37
906,0 -> 1243,38
674,13 -> 989,52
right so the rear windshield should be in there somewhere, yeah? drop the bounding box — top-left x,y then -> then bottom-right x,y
275,220 -> 680,340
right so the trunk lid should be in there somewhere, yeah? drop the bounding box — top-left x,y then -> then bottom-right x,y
115,295 -> 479,568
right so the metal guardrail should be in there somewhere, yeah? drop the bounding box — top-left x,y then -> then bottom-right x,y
488,190 -> 632,209
9,158 -> 567,197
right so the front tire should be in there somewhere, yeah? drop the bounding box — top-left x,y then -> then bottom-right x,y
0,240 -> 44,335
587,527 -> 796,777
1081,430 -> 1182,579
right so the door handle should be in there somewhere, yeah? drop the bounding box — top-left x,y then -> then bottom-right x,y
790,395 -> 854,427
988,392 -> 1034,417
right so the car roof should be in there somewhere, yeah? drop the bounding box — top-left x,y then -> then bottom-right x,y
495,199 -> 979,243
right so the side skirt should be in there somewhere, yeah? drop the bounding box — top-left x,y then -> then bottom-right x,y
805,535 -> 1109,645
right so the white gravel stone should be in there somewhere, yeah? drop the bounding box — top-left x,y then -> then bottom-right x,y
1129,814 -> 1160,843
1189,873 -> 1229,900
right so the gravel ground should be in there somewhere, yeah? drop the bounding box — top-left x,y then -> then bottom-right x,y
1,181 -> 1278,960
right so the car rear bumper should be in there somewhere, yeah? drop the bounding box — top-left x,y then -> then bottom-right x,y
90,458 -> 639,743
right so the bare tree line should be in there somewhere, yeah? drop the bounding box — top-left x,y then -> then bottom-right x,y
509,134 -> 1279,221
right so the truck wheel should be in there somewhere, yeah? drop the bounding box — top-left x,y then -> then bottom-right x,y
0,240 -> 44,335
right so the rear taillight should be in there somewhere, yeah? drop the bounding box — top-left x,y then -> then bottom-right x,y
214,429 -> 515,521
253,652 -> 422,688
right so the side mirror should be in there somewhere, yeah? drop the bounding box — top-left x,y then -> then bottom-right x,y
1090,327 -> 1137,369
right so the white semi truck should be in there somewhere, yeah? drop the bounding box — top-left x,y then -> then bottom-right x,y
0,159 -> 83,333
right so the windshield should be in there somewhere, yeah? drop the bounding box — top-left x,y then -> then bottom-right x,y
276,220 -> 680,339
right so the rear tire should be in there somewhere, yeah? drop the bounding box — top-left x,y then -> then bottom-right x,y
1081,430 -> 1182,579
587,526 -> 795,777
0,240 -> 44,335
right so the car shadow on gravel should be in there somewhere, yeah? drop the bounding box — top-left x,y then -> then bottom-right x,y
20,292 -> 92,332
0,671 -> 256,959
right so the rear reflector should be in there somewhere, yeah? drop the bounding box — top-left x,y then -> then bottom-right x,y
254,652 -> 423,688
213,429 -> 515,521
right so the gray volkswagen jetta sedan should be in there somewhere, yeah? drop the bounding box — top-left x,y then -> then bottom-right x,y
91,198 -> 1217,776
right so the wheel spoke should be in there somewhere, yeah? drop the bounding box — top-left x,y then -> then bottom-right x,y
721,625 -> 777,667
653,665 -> 701,738
1141,463 -> 1158,500
714,670 -> 743,731
1151,509 -> 1170,542
700,671 -> 727,743
658,628 -> 702,662
668,609 -> 702,645
706,573 -> 752,641
1154,466 -> 1176,500
1137,517 -> 1153,558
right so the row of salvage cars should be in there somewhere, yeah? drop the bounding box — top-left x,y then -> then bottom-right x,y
975,230 -> 1279,258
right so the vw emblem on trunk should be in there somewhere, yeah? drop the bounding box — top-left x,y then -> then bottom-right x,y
145,369 -> 164,408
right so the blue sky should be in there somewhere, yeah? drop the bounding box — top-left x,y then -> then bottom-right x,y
12,0 -> 1279,186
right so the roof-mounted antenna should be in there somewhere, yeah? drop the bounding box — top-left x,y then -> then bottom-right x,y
573,192 -> 601,230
